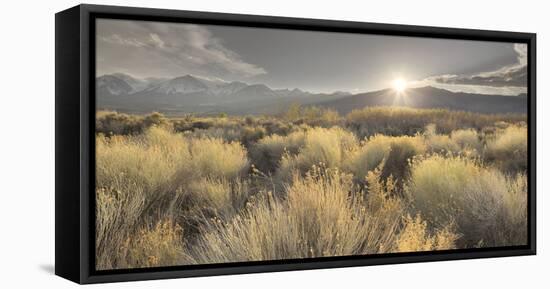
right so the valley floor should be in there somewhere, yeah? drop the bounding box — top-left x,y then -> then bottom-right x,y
95,106 -> 528,269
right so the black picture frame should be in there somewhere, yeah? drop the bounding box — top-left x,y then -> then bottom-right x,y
55,4 -> 537,284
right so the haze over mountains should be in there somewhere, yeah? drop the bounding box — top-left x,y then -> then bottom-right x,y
97,73 -> 527,116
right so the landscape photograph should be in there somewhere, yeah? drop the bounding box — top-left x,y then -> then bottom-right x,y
95,19 -> 529,270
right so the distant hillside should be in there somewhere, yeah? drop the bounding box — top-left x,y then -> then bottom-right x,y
316,86 -> 527,114
96,73 -> 527,115
96,73 -> 347,115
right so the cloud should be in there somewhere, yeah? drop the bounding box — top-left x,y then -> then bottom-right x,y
427,64 -> 526,88
99,34 -> 147,47
148,33 -> 165,48
514,43 -> 528,66
97,20 -> 266,78
423,43 -> 527,94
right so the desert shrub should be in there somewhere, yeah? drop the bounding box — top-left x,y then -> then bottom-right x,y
143,111 -> 170,128
345,107 -> 525,139
425,134 -> 459,154
185,127 -> 242,143
95,128 -> 191,269
96,127 -> 190,192
284,104 -> 341,127
451,128 -> 481,151
249,130 -> 308,173
485,125 -> 527,173
461,172 -> 528,247
172,118 -> 195,133
277,127 -> 357,181
98,126 -> 249,188
96,111 -> 174,135
191,120 -> 214,130
363,169 -> 403,215
284,103 -> 302,121
121,220 -> 187,268
182,137 -> 251,224
96,111 -> 143,135
494,121 -> 510,129
344,135 -> 392,182
187,177 -> 251,219
96,185 -> 147,270
173,120 -> 193,132
346,107 -> 434,137
183,122 -> 264,148
361,169 -> 458,252
393,215 -> 458,252
423,124 -> 460,154
244,116 -> 256,125
380,138 -> 427,192
498,173 -> 528,245
406,155 -> 528,247
187,168 -> 404,263
262,119 -> 293,136
406,155 -> 489,228
240,125 -> 266,147
188,137 -> 249,180
301,106 -> 341,127
181,135 -> 252,239
95,108 -> 528,267
96,127 -> 251,269
344,135 -> 425,185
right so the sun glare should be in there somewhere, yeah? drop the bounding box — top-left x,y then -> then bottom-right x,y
392,78 -> 408,93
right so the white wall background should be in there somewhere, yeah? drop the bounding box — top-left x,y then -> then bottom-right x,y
0,0 -> 547,287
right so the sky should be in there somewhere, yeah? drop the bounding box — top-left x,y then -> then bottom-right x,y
96,19 -> 528,95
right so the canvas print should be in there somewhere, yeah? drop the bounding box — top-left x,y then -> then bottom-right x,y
95,19 -> 529,270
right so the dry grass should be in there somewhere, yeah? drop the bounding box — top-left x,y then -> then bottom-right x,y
96,186 -> 147,269
187,137 -> 249,179
393,215 -> 458,253
406,155 -> 528,247
284,104 -> 341,127
121,220 -> 188,268
187,168 -> 404,263
346,106 -> 525,138
423,124 -> 460,154
277,127 -> 357,181
95,126 -> 250,269
95,107 -> 529,269
249,130 -> 307,173
187,177 -> 251,219
485,125 -> 528,173
344,135 -> 425,186
451,128 -> 481,151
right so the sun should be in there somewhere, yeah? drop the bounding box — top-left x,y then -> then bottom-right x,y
392,78 -> 408,93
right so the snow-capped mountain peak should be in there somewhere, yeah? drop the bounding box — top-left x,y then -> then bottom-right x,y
96,74 -> 133,96
152,75 -> 209,94
110,73 -> 149,93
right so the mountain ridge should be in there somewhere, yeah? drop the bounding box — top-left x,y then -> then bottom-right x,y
96,73 -> 527,115
317,85 -> 527,114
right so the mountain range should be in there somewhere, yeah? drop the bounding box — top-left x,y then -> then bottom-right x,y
318,86 -> 527,114
96,73 -> 527,115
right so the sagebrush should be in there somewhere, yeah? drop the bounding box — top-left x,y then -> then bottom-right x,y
96,107 -> 528,269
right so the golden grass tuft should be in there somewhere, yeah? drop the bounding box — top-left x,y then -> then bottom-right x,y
187,168 -> 404,263
95,126 -> 251,269
277,127 -> 357,181
121,220 -> 188,268
485,125 -> 527,173
344,134 -> 425,185
394,215 -> 458,253
249,129 -> 307,173
406,155 -> 528,247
